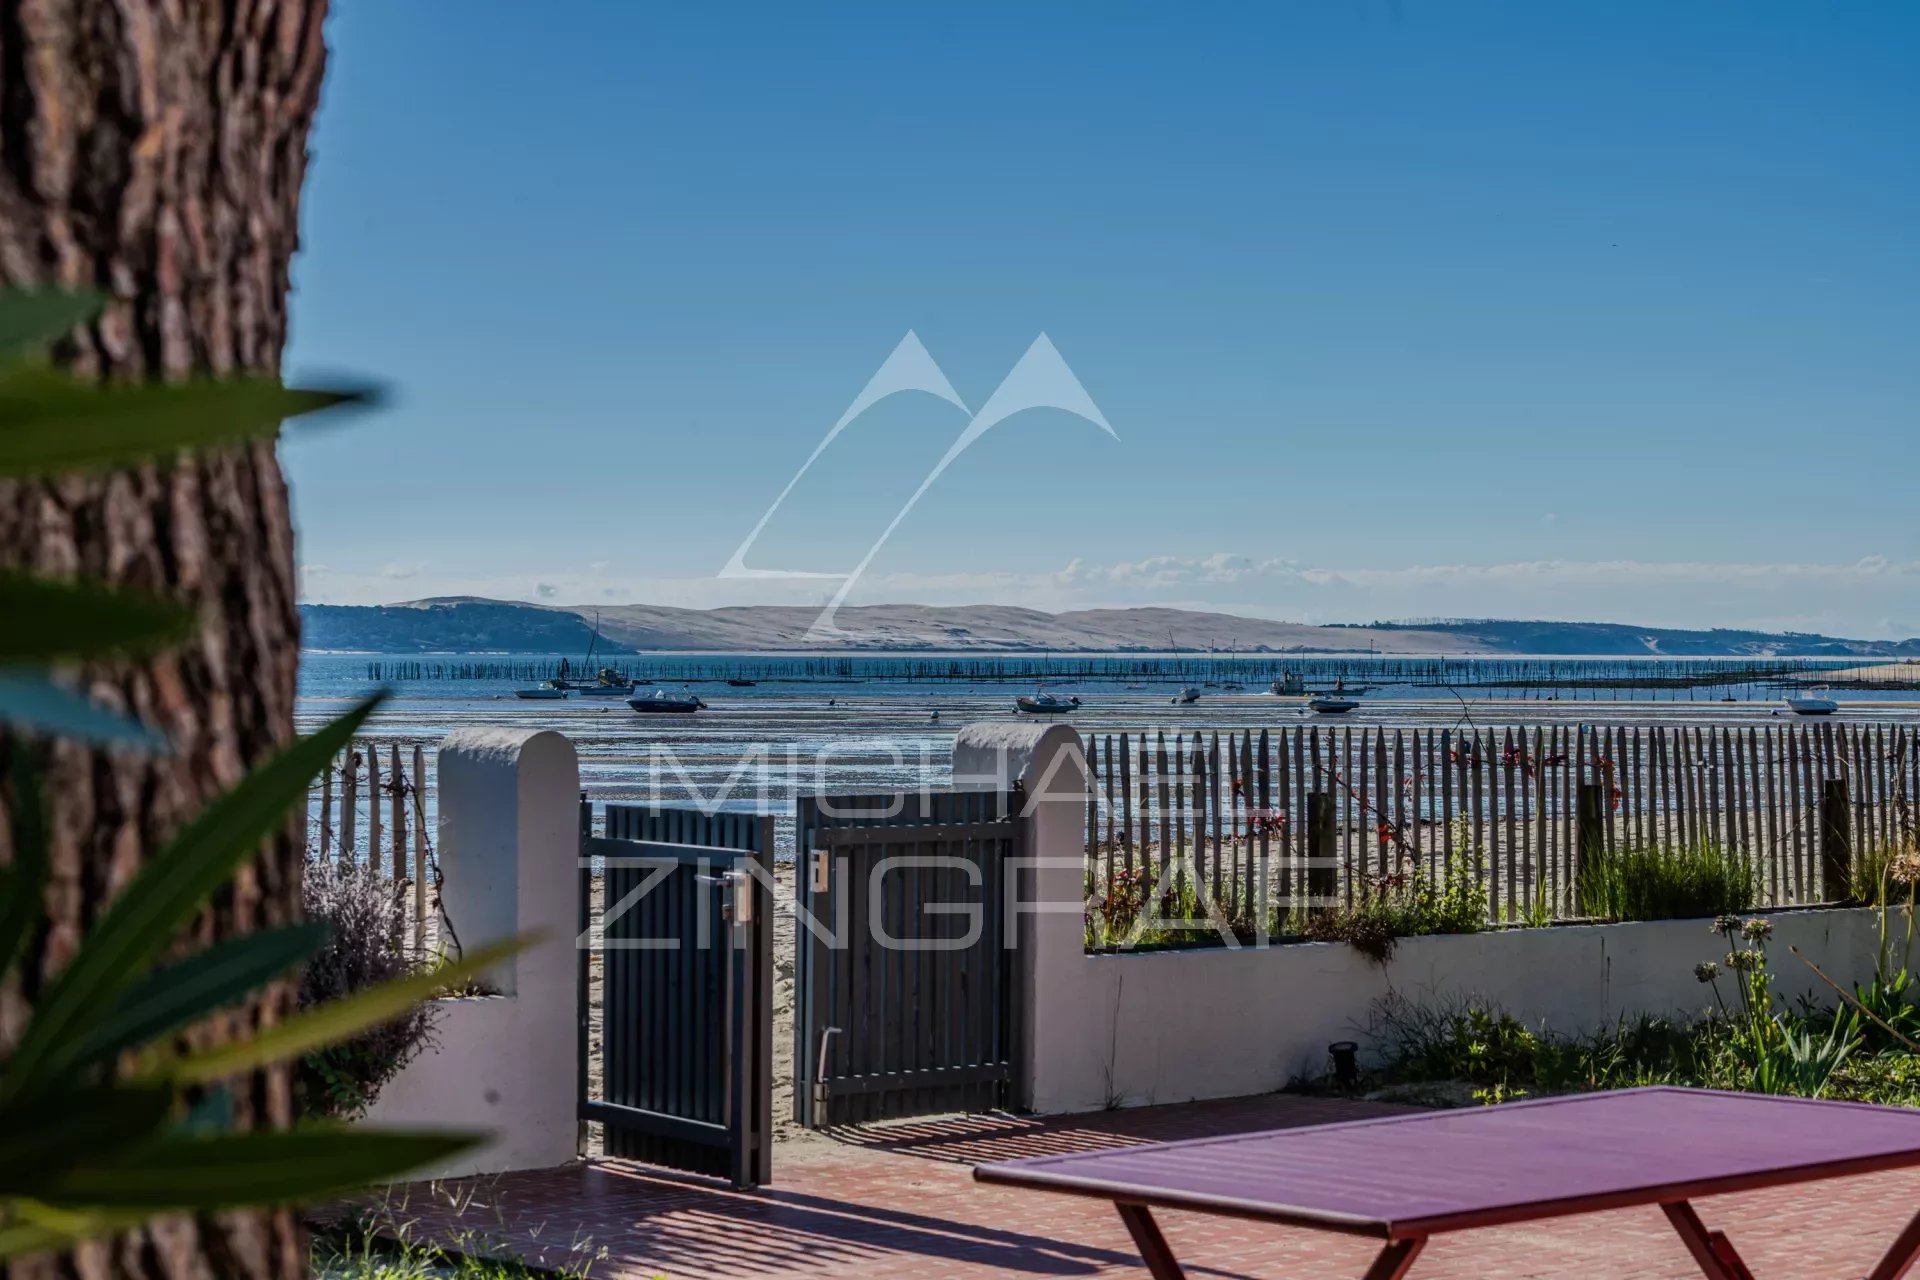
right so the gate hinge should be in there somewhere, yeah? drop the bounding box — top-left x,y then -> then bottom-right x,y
809,848 -> 831,893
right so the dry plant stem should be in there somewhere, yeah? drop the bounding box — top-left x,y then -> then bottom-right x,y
1787,942 -> 1920,1054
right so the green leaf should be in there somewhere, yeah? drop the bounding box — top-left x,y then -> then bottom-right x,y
36,1129 -> 480,1210
0,748 -> 50,977
0,670 -> 168,749
1,1201 -> 167,1260
0,694 -> 383,1096
0,572 -> 195,664
0,1216 -> 83,1262
0,1086 -> 174,1192
153,936 -> 530,1087
0,288 -> 104,362
47,923 -> 330,1079
0,371 -> 374,479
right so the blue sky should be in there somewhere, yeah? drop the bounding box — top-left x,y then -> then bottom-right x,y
284,0 -> 1918,636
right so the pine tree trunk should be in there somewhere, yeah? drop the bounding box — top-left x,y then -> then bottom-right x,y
0,2 -> 330,1278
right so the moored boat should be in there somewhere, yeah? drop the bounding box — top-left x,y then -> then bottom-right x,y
628,690 -> 707,714
514,680 -> 570,700
1015,693 -> 1080,714
1309,695 -> 1360,714
1785,687 -> 1839,716
573,666 -> 639,696
1172,687 -> 1202,705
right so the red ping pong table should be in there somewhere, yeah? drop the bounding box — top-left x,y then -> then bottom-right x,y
974,1087 -> 1920,1279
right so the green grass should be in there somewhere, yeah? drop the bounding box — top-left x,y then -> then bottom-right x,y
1579,841 -> 1755,922
1850,839 -> 1920,906
315,1194 -> 614,1280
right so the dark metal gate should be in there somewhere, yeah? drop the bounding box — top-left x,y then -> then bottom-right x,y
579,803 -> 774,1186
793,788 -> 1024,1128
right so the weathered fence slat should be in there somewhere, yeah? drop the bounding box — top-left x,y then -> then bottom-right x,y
1082,722 -> 1903,940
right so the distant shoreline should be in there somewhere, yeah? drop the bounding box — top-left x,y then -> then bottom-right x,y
299,651 -> 1914,662
297,598 -> 1920,661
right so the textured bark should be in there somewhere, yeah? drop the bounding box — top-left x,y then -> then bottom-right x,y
0,2 -> 329,1279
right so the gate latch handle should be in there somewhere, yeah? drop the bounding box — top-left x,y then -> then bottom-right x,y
809,848 -> 831,893
695,870 -> 753,924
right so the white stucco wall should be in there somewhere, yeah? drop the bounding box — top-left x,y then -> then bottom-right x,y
953,721 -> 1091,1112
1035,907 -> 1887,1114
360,727 -> 581,1178
950,722 -> 1892,1117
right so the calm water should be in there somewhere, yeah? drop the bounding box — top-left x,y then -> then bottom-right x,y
297,653 -> 1920,845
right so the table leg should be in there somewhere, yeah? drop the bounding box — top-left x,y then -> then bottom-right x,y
1661,1201 -> 1755,1280
1867,1204 -> 1920,1280
1114,1203 -> 1187,1280
1361,1238 -> 1426,1280
1111,1202 -> 1424,1280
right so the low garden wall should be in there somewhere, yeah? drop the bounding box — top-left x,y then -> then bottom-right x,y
1031,906 -> 1884,1113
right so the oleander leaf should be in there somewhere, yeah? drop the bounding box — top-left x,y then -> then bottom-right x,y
152,936 -> 529,1087
0,670 -> 166,750
0,370 -> 373,478
47,924 -> 330,1079
0,695 -> 382,1096
0,572 -> 195,664
0,1087 -> 174,1191
0,288 -> 104,362
0,749 -> 50,977
35,1129 -> 479,1210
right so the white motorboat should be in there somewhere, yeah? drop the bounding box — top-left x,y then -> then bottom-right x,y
628,689 -> 706,714
1785,687 -> 1839,716
514,680 -> 570,700
1016,692 -> 1080,714
1172,687 -> 1202,705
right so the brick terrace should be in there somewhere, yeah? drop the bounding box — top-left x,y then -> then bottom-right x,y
365,1093 -> 1920,1279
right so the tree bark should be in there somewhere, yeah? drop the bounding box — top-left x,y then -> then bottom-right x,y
0,2 -> 329,1279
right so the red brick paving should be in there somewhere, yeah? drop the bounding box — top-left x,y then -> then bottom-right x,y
363,1094 -> 1920,1278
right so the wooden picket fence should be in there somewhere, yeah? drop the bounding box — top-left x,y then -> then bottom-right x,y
308,739 -> 436,954
1084,721 -> 1917,933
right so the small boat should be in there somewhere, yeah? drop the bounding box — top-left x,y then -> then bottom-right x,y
1785,687 -> 1839,716
570,666 -> 637,696
1309,695 -> 1360,714
628,690 -> 706,714
1272,673 -> 1306,696
557,620 -> 630,695
1172,687 -> 1202,705
727,678 -> 758,687
514,680 -> 570,700
1016,693 -> 1081,715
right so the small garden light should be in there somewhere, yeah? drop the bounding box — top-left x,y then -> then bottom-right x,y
1329,1040 -> 1360,1090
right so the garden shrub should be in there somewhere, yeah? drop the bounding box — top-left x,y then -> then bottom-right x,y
1300,861 -> 1486,962
298,859 -> 438,1119
1335,914 -> 1894,1105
